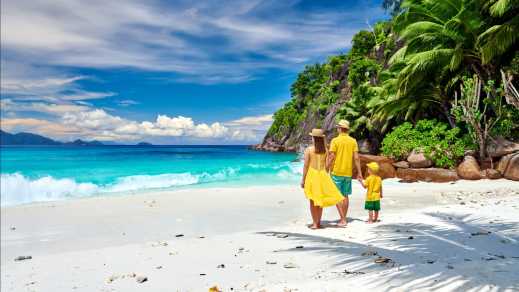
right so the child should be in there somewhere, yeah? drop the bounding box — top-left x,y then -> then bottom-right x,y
359,162 -> 383,223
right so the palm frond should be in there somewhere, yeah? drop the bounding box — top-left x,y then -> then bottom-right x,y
388,46 -> 408,64
490,0 -> 513,17
477,16 -> 519,63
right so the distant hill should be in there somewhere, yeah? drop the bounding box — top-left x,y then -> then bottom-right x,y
0,130 -> 104,146
64,139 -> 104,146
0,130 -> 61,145
136,142 -> 153,146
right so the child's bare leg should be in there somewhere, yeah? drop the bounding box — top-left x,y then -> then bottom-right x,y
367,211 -> 374,223
374,211 -> 379,222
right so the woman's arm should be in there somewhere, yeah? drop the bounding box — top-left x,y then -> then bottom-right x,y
326,151 -> 335,172
301,149 -> 310,188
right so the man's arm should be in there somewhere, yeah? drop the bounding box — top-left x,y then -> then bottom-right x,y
353,151 -> 363,180
359,177 -> 366,188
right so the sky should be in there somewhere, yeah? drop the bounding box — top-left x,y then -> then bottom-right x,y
1,0 -> 387,144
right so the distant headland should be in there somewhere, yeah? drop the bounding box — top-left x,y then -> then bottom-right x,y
0,130 -> 151,146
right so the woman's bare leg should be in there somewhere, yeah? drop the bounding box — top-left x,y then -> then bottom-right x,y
316,205 -> 323,226
309,200 -> 322,229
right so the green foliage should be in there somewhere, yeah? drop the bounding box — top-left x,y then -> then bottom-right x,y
336,84 -> 379,137
268,101 -> 305,140
266,0 -> 519,157
350,30 -> 376,57
393,0 -> 518,97
318,80 -> 340,106
348,58 -> 381,87
290,63 -> 328,100
381,120 -> 469,168
325,54 -> 348,75
506,51 -> 519,75
373,21 -> 396,58
381,122 -> 419,160
451,75 -> 513,157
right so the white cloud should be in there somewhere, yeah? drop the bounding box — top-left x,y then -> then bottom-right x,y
0,99 -> 89,115
225,114 -> 273,127
117,99 -> 139,107
2,109 -> 272,143
1,108 -> 274,143
1,76 -> 84,94
1,0 -> 384,84
0,61 -> 115,104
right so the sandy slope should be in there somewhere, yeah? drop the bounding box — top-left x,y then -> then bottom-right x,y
1,179 -> 518,291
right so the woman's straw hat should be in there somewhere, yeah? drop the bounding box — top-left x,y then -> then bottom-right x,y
366,162 -> 380,173
309,128 -> 325,137
336,119 -> 350,129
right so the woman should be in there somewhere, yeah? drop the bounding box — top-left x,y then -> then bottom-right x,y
301,129 -> 344,229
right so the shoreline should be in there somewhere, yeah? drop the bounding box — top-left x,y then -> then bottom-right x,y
2,179 -> 519,291
2,176 -> 516,209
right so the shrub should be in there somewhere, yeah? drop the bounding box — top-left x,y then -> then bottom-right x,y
381,120 -> 469,168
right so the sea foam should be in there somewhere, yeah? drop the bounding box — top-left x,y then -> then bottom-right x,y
1,173 -> 99,206
105,173 -> 200,193
0,168 -> 243,206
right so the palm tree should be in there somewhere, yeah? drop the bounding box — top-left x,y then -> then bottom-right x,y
392,0 -> 490,97
370,66 -> 453,132
477,0 -> 519,65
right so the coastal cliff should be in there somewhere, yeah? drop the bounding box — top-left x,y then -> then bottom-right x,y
254,8 -> 519,181
256,24 -> 401,153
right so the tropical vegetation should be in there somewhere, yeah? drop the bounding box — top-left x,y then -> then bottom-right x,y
266,0 -> 519,168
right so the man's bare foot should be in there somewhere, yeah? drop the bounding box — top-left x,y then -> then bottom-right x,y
309,224 -> 321,230
367,219 -> 374,224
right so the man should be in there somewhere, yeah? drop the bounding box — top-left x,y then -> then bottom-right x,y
326,119 -> 363,226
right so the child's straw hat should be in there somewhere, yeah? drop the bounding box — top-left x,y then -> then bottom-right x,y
366,162 -> 380,173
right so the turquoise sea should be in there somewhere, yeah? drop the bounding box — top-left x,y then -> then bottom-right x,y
0,145 -> 301,206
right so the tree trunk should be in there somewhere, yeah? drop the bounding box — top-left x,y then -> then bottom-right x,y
440,101 -> 456,128
478,134 -> 486,160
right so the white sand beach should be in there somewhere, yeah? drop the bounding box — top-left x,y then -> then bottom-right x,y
1,179 -> 519,292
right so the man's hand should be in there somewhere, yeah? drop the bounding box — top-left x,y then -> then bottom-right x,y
300,180 -> 305,188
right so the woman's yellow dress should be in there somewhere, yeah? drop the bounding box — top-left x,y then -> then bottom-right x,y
304,148 -> 344,207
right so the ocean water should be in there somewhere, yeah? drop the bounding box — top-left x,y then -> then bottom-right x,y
0,145 -> 301,206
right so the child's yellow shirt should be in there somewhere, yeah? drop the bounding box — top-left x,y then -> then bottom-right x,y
364,174 -> 382,202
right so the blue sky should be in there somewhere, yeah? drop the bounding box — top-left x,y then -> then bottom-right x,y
1,0 -> 387,144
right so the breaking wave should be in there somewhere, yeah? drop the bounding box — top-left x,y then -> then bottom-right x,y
1,163 -> 301,206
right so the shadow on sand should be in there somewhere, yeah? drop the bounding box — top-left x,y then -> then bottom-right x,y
258,212 -> 519,291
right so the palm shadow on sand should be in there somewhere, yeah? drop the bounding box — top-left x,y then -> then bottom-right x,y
258,212 -> 519,291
